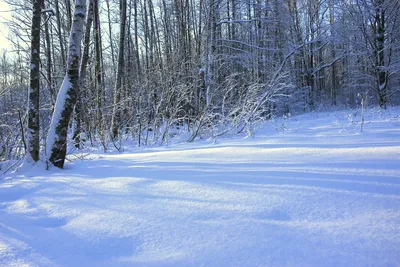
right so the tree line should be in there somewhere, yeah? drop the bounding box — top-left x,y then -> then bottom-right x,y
0,0 -> 399,168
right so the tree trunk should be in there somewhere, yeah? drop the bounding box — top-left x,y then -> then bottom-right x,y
329,0 -> 337,106
55,0 -> 67,70
46,0 -> 86,169
64,0 -> 72,30
111,0 -> 127,140
93,0 -> 104,125
134,0 -> 141,78
43,3 -> 55,106
106,0 -> 116,74
375,0 -> 387,109
26,0 -> 44,163
73,0 -> 94,148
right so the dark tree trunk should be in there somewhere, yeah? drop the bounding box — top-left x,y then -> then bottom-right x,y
43,3 -> 55,106
106,0 -> 116,74
93,0 -> 104,122
55,0 -> 67,69
111,0 -> 127,140
375,0 -> 387,109
26,0 -> 44,163
64,0 -> 72,30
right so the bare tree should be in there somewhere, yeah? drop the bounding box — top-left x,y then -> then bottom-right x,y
46,0 -> 86,169
26,0 -> 44,164
111,0 -> 127,141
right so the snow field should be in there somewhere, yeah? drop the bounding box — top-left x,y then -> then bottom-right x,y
1,108 -> 400,266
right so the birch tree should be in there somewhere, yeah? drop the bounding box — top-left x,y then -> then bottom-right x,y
46,0 -> 86,168
73,0 -> 94,148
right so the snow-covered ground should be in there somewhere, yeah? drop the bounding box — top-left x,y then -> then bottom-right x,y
1,108 -> 400,266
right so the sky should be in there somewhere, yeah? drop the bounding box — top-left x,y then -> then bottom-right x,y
0,0 -> 11,51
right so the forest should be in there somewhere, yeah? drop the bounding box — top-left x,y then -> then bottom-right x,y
0,0 -> 399,168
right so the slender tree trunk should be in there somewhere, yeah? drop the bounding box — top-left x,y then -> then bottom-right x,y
74,0 -> 94,148
55,0 -> 67,70
26,0 -> 44,163
162,0 -> 172,62
106,0 -> 116,74
43,4 -> 55,106
134,0 -> 141,78
375,0 -> 387,109
148,0 -> 155,68
93,0 -> 104,122
46,0 -> 86,169
64,0 -> 72,30
143,0 -> 150,71
329,0 -> 337,106
307,0 -> 315,109
111,0 -> 127,140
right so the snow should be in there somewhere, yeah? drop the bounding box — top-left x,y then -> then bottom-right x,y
1,108 -> 400,266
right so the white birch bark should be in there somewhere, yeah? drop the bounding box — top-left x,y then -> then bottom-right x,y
46,0 -> 86,169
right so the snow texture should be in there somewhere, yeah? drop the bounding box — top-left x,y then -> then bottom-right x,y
1,108 -> 400,266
